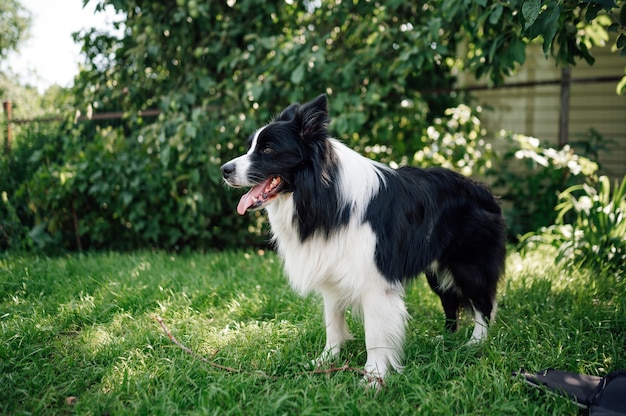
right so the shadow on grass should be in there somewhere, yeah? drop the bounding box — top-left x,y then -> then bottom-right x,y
1,250 -> 625,414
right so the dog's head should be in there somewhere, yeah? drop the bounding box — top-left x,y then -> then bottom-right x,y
221,94 -> 331,215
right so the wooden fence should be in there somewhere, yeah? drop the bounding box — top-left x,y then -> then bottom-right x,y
1,102 -> 161,155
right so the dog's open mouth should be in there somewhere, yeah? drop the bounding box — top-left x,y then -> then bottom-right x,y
237,177 -> 283,215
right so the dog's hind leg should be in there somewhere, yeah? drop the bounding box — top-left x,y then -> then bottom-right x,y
468,304 -> 489,344
467,290 -> 497,344
315,290 -> 352,366
426,269 -> 461,333
449,267 -> 497,345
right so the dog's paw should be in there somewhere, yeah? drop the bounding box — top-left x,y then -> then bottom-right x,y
360,370 -> 385,390
362,361 -> 388,390
311,347 -> 340,368
465,336 -> 485,347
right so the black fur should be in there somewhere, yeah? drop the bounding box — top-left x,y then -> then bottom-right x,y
365,166 -> 506,325
222,94 -> 506,339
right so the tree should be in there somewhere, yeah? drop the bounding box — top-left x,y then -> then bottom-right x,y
440,0 -> 626,87
0,0 -> 31,64
0,0 -> 31,100
75,0 -> 626,140
11,0 -> 621,251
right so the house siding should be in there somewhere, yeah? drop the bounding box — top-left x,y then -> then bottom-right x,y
463,41 -> 626,182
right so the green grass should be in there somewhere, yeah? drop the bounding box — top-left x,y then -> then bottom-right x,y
1,248 -> 624,415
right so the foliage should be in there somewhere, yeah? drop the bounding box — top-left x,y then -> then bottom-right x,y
522,175 -> 626,277
0,75 -> 75,150
45,0 -> 473,252
570,127 -> 617,169
0,82 -> 76,252
1,77 -> 74,115
1,250 -> 624,414
0,190 -> 30,251
76,0 -> 462,155
411,104 -> 494,176
3,0 -> 625,252
0,116 -> 266,251
0,117 -> 67,251
489,133 -> 599,238
1,101 -> 495,252
443,0 -> 626,85
0,0 -> 31,63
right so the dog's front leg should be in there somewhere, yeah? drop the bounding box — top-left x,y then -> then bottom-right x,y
361,284 -> 408,385
315,290 -> 352,366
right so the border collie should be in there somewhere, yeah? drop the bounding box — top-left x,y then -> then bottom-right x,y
221,94 -> 506,383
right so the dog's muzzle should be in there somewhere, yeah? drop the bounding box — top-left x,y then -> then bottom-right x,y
220,162 -> 236,183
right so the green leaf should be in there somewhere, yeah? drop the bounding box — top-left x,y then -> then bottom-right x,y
585,3 -> 603,21
121,192 -> 133,206
524,1 -> 560,50
291,64 -> 305,84
521,0 -> 541,30
508,37 -> 527,65
185,123 -> 197,139
541,4 -> 560,55
582,0 -> 618,10
489,4 -> 503,24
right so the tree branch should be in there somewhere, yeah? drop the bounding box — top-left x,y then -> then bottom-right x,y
152,315 -> 385,388
152,315 -> 241,374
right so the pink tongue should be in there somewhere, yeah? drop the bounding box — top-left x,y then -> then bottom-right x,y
237,180 -> 271,215
237,187 -> 260,215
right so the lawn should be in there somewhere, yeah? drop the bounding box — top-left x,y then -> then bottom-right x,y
1,248 -> 624,415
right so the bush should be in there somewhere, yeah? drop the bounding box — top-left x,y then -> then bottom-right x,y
521,175 -> 626,277
1,100 -> 614,253
3,103 -> 488,252
0,119 -> 68,251
488,133 -> 598,239
1,113 -> 267,252
411,104 -> 494,176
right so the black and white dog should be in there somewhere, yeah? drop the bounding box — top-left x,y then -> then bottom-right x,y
221,94 -> 506,382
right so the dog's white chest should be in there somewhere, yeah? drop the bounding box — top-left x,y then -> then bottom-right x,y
266,196 -> 380,297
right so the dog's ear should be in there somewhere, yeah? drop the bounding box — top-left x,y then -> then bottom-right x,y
299,94 -> 328,139
276,103 -> 300,121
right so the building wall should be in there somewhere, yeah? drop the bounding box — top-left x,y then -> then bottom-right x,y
463,41 -> 626,182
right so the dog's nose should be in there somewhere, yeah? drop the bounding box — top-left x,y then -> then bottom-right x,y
221,162 -> 235,179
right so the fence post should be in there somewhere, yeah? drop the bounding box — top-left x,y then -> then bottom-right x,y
558,67 -> 571,148
2,100 -> 12,155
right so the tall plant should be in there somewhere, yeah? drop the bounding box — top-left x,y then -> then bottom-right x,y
522,175 -> 626,276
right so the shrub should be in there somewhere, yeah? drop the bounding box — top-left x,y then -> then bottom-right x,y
3,102 -> 497,253
2,100 -> 613,253
411,104 -> 494,176
488,133 -> 598,239
1,111 -> 267,252
521,175 -> 626,277
0,119 -> 68,251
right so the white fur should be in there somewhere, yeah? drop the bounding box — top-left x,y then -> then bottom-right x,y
329,139 -> 392,219
248,126 -> 265,155
266,141 -> 407,380
227,134 -> 493,383
428,260 -> 459,294
224,126 -> 266,186
468,306 -> 489,344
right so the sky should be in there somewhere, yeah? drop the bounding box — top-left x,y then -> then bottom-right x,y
3,0 -> 119,92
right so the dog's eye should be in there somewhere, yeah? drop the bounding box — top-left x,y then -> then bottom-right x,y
261,146 -> 273,154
